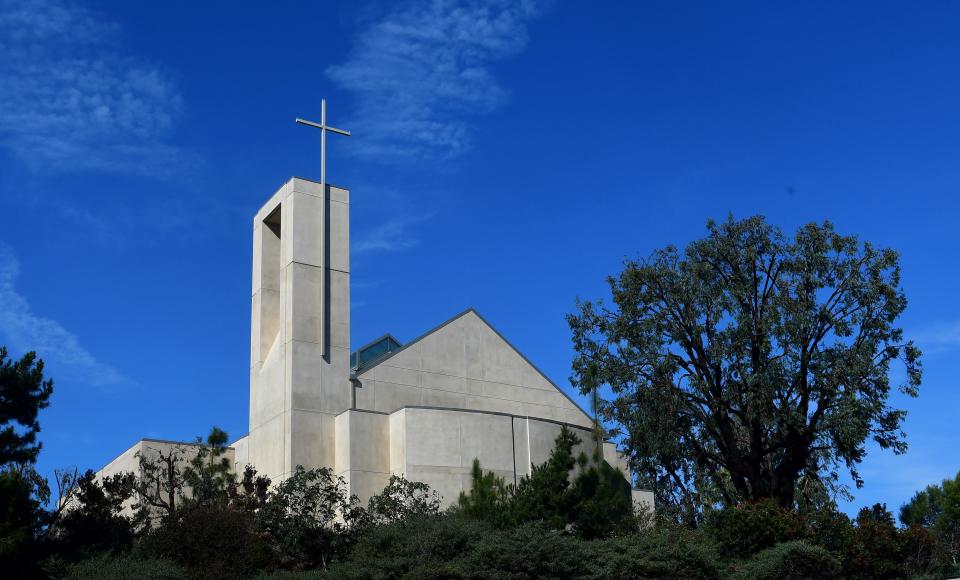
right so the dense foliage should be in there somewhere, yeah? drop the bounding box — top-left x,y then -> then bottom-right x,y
457,425 -> 637,538
12,407 -> 951,579
568,216 -> 923,520
900,470 -> 960,570
0,347 -> 54,465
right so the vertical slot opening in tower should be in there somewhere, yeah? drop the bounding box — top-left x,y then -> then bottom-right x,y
259,205 -> 282,360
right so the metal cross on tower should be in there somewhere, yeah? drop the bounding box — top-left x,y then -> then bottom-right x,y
295,99 -> 351,362
296,99 -> 351,190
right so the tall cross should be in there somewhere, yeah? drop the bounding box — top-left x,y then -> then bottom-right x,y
295,99 -> 350,362
296,98 -> 351,189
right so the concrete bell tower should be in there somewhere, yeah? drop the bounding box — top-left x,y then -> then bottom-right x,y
247,177 -> 351,481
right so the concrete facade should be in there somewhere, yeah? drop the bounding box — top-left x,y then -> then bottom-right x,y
247,178 -> 352,483
352,309 -> 594,428
99,176 -> 652,515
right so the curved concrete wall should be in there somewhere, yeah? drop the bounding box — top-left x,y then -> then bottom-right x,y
335,406 -> 622,508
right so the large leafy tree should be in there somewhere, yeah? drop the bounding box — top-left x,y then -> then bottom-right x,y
568,216 -> 921,518
0,347 -> 54,465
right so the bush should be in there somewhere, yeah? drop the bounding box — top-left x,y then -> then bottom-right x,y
459,427 -> 636,538
800,508 -> 853,554
51,470 -> 136,561
325,514 -> 488,579
704,499 -> 803,558
458,522 -> 588,578
734,541 -> 840,580
62,554 -> 187,580
0,468 -> 48,578
841,504 -> 904,580
582,524 -> 724,579
139,506 -> 274,580
900,470 -> 960,564
898,524 -> 953,579
568,453 -> 636,539
364,475 -> 441,526
255,466 -> 359,570
251,572 -> 323,580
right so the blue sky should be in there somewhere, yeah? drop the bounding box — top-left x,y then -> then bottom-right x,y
1,0 -> 958,515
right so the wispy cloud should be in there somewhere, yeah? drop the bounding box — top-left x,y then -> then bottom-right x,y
45,191 -> 248,246
0,0 -> 186,175
844,438 -> 958,512
327,0 -> 548,160
910,319 -> 960,355
353,213 -> 435,253
0,244 -> 127,388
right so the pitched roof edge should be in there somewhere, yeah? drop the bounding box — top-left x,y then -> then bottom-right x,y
354,307 -> 594,424
352,307 -> 476,375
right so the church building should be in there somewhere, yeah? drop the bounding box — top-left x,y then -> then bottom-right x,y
97,176 -> 653,511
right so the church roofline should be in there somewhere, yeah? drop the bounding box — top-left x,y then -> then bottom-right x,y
352,307 -> 596,424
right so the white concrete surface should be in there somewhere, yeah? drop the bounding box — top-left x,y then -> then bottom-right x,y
354,309 -> 594,429
247,177 -> 352,482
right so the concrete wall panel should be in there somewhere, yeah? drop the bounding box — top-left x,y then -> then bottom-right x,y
355,311 -> 592,429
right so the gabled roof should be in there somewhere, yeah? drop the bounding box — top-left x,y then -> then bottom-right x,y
353,307 -> 594,422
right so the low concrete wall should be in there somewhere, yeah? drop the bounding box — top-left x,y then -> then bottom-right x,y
94,439 -> 236,518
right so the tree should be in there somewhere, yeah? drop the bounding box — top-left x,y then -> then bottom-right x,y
457,458 -> 513,524
459,427 -> 635,537
843,503 -> 903,579
133,442 -> 189,525
0,348 -> 54,465
0,464 -> 49,577
50,469 -> 136,558
132,427 -> 261,527
901,471 -> 960,568
568,216 -> 921,517
568,454 -> 635,538
0,347 -> 53,578
182,427 -> 232,509
510,426 -> 580,528
139,505 -> 273,580
365,474 -> 441,525
227,464 -> 270,514
255,465 -> 360,569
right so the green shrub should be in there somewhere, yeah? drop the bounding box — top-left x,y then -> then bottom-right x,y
62,554 -> 187,580
898,524 -> 956,579
139,506 -> 274,580
582,524 -> 723,579
458,522 -> 587,578
734,541 -> 840,580
251,572 -> 323,580
364,474 -> 441,526
568,455 -> 636,539
324,514 -> 487,579
704,499 -> 803,559
841,504 -> 904,580
800,508 -> 853,554
51,470 -> 136,561
255,465 -> 359,570
0,467 -> 48,579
